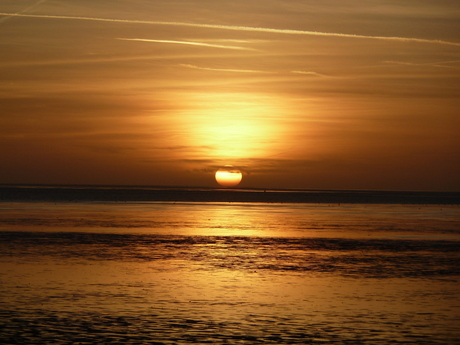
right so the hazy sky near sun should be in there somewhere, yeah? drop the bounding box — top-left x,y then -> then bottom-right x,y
1,0 -> 459,190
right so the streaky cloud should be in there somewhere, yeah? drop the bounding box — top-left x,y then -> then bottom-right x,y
383,60 -> 460,69
1,12 -> 460,47
291,71 -> 327,77
117,38 -> 257,51
180,64 -> 270,73
0,54 -> 199,68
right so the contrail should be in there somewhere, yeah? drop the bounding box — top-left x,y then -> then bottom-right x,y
1,12 -> 460,47
117,38 -> 257,51
180,64 -> 270,73
0,1 -> 48,24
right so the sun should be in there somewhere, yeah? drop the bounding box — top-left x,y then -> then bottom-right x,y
215,166 -> 243,187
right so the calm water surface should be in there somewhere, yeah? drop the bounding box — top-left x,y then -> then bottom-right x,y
0,202 -> 459,344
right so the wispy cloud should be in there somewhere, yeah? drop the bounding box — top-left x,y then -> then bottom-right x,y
0,54 -> 201,68
384,60 -> 460,69
117,38 -> 257,51
291,71 -> 327,77
179,64 -> 270,73
1,12 -> 460,47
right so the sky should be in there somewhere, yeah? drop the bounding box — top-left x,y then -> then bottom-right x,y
1,0 -> 459,191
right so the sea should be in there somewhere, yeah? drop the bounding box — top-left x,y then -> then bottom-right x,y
0,186 -> 459,344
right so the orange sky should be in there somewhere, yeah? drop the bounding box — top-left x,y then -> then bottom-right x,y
1,1 -> 459,190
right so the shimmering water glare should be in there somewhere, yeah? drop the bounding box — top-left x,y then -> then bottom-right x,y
0,202 -> 459,344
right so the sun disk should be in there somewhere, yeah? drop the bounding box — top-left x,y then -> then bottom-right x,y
215,166 -> 242,187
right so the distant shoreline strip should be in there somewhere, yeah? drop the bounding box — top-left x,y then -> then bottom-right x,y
1,12 -> 460,47
0,187 -> 458,205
